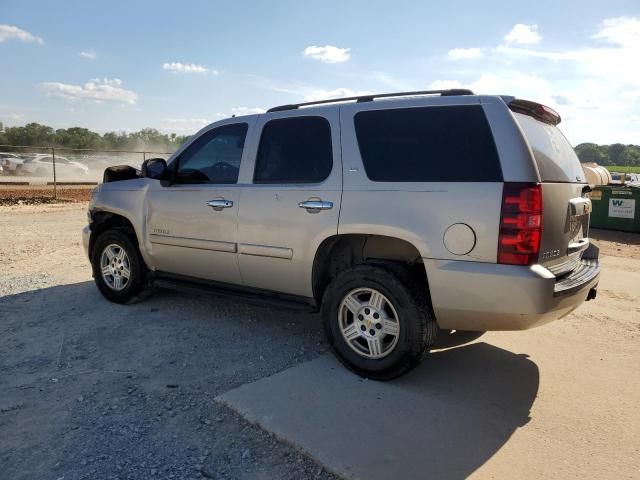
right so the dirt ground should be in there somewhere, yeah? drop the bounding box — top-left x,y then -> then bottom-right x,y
0,203 -> 639,479
0,184 -> 93,205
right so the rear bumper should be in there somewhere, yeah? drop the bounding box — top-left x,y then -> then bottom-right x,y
425,253 -> 600,331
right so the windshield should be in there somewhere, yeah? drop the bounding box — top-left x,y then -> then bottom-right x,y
514,112 -> 585,183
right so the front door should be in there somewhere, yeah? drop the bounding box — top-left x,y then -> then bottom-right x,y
237,111 -> 342,298
145,122 -> 250,284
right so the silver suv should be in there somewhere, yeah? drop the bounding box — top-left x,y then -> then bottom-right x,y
83,90 -> 600,379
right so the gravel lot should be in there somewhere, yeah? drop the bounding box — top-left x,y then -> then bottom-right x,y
1,203 -> 639,479
0,203 -> 338,480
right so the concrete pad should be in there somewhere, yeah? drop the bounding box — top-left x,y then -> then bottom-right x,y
217,343 -> 539,480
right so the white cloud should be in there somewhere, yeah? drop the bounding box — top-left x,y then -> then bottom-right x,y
160,118 -> 211,132
430,73 -> 552,100
249,76 -> 372,103
428,80 -> 464,90
429,16 -> 640,143
0,24 -> 43,44
494,44 -> 571,61
254,17 -> 639,143
10,113 -> 25,121
79,50 -> 96,60
230,107 -> 266,116
214,107 -> 267,117
475,73 -> 553,101
370,72 -> 412,90
303,87 -> 371,102
160,108 -> 266,133
493,18 -> 640,89
448,47 -> 483,60
0,112 -> 27,126
593,16 -> 640,47
504,24 -> 541,45
162,62 -> 215,74
303,45 -> 351,63
90,78 -> 122,86
41,78 -> 138,104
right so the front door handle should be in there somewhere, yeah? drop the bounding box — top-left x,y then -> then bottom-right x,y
299,200 -> 333,211
206,199 -> 233,209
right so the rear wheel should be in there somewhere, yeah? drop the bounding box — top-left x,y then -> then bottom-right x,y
91,229 -> 149,304
322,263 -> 437,380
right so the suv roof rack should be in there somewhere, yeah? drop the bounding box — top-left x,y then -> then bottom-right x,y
266,89 -> 475,113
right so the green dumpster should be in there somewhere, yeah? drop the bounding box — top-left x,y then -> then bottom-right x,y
589,185 -> 640,233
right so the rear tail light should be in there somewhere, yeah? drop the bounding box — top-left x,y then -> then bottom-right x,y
498,183 -> 543,265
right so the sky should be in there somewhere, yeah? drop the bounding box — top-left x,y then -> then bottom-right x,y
0,0 -> 639,145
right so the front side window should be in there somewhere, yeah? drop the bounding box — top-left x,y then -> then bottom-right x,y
254,116 -> 332,184
175,123 -> 248,184
354,105 -> 502,182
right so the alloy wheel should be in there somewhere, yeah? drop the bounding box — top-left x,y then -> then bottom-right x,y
338,288 -> 400,359
100,243 -> 131,291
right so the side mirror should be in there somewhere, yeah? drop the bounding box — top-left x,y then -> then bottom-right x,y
141,158 -> 168,180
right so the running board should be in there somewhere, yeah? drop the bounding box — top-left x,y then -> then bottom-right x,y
153,272 -> 318,313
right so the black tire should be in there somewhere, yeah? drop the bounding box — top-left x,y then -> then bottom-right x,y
321,263 -> 438,380
91,229 -> 150,304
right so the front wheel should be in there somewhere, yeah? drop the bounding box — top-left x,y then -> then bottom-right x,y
322,264 -> 437,380
91,229 -> 149,304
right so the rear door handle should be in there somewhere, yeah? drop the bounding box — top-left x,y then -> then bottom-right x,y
298,200 -> 333,211
206,199 -> 233,209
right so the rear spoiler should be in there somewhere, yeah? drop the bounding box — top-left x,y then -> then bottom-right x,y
502,97 -> 561,126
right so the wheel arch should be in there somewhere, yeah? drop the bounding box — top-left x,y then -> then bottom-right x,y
88,210 -> 140,260
312,233 -> 432,306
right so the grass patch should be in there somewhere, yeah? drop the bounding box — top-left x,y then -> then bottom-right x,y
602,165 -> 640,174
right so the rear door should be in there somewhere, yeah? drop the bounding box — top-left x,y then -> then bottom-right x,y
513,112 -> 591,275
236,111 -> 341,298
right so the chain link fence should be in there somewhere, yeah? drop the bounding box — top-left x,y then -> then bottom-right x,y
0,145 -> 173,200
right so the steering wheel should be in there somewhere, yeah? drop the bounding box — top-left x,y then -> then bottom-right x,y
211,162 -> 234,172
209,162 -> 237,181
178,168 -> 208,181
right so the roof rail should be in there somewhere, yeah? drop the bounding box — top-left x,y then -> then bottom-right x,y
266,89 -> 475,113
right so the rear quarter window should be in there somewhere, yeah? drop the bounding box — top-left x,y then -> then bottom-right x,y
513,112 -> 585,183
354,105 -> 502,182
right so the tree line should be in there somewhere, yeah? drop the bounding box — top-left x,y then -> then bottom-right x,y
0,121 -> 638,165
0,121 -> 190,153
574,143 -> 639,166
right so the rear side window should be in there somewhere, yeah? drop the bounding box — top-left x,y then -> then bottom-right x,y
354,105 -> 502,182
254,116 -> 332,184
514,113 -> 585,183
